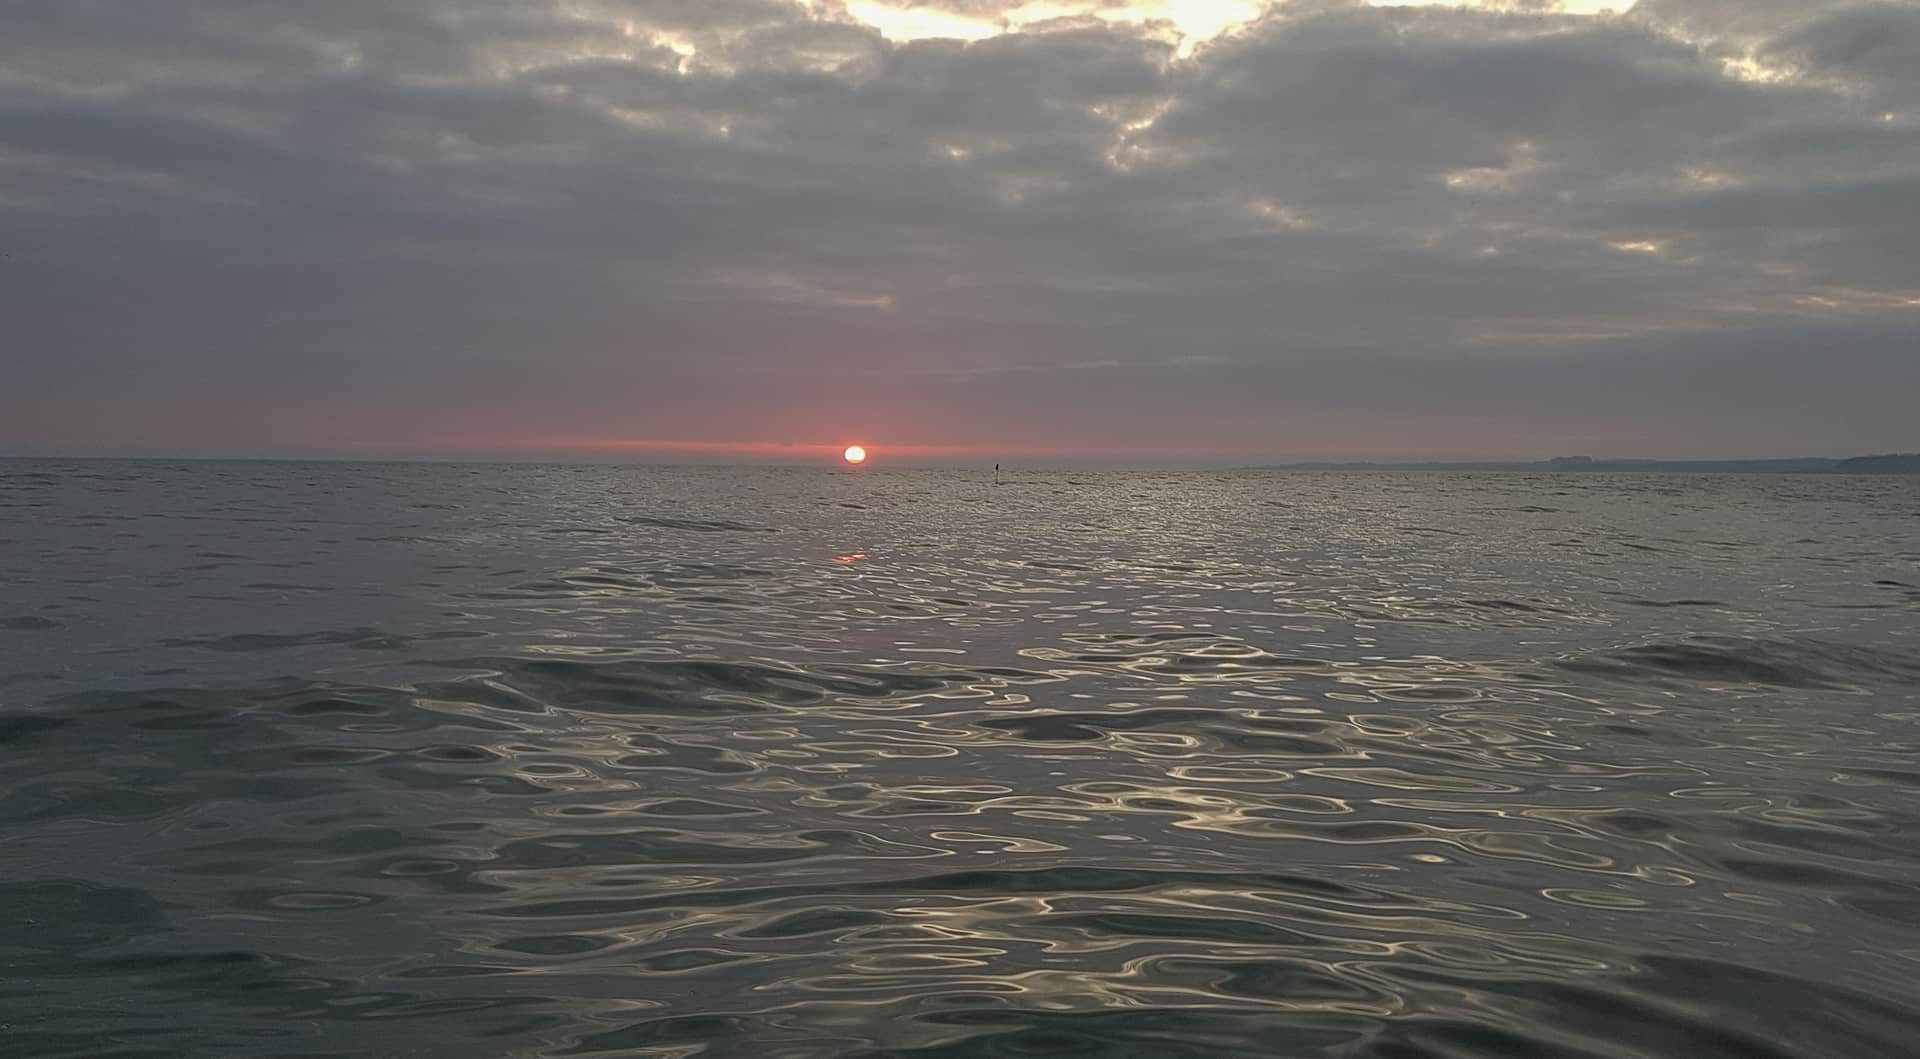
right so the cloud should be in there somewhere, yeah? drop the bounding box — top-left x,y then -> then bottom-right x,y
1,0 -> 1915,458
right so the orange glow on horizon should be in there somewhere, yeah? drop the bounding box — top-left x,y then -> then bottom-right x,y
430,435 -> 1269,461
843,444 -> 868,464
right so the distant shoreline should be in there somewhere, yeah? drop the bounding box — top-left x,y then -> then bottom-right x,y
1247,454 -> 1920,474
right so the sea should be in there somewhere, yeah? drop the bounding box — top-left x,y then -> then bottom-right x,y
3,459 -> 1918,1058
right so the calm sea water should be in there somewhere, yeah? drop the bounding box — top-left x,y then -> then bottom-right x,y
4,460 -> 1919,1058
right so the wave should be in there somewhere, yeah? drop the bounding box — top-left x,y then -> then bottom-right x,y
1557,636 -> 1920,689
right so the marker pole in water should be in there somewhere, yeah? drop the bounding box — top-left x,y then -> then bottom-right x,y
994,463 -> 1000,486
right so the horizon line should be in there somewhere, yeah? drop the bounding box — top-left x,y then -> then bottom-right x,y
5,434 -> 1912,465
3,448 -> 1913,469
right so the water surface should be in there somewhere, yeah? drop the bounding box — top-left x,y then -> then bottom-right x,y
3,461 -> 1919,1057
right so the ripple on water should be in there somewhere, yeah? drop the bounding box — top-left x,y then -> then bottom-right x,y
3,465 -> 1919,1056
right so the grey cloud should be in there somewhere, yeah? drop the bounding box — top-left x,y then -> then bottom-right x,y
1630,0 -> 1856,39
1765,2 -> 1920,102
2,0 -> 1916,458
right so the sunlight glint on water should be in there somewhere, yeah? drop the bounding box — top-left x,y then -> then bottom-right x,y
2,461 -> 1918,1057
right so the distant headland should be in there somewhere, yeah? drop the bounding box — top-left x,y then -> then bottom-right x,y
1250,453 -> 1920,474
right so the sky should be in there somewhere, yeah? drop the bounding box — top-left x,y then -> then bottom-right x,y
2,0 -> 1917,463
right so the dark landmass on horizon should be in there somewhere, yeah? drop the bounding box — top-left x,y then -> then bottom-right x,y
1251,454 -> 1920,474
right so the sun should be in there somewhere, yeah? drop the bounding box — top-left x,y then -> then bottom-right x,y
843,444 -> 868,465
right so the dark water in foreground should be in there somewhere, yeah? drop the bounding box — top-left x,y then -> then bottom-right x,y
4,460 -> 1920,1058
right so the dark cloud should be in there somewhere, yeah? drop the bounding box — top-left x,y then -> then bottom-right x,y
2,0 -> 1915,459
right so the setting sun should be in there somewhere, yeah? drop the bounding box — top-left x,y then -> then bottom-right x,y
843,445 -> 868,464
